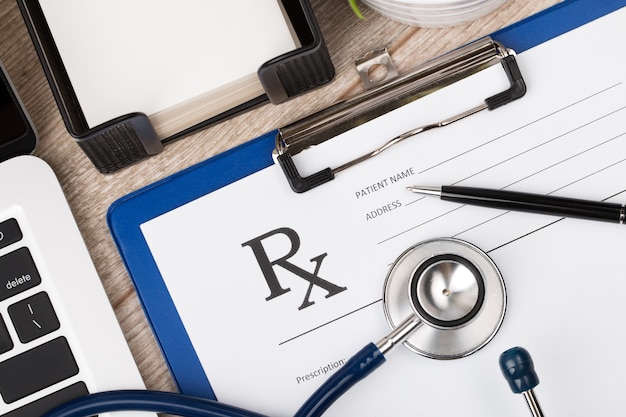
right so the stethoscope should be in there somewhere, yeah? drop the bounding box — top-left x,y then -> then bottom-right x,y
43,237 -> 544,417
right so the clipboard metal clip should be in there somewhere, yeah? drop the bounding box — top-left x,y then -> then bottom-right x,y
275,37 -> 526,193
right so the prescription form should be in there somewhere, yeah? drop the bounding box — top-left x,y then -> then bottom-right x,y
141,9 -> 626,417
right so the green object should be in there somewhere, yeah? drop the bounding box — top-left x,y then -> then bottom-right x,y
349,0 -> 365,19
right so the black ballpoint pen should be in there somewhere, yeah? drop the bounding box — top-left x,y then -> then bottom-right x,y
406,185 -> 626,224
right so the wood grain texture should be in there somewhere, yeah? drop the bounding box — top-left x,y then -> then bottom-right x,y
0,0 -> 559,404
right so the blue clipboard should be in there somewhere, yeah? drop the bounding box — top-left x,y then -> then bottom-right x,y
107,0 -> 626,400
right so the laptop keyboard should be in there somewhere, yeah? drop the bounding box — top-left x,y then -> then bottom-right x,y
0,218 -> 89,417
0,156 -> 151,417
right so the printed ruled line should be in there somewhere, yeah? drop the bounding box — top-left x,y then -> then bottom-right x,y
488,188 -> 626,253
486,219 -> 565,253
505,133 -> 626,190
452,107 -> 626,186
278,299 -> 381,346
419,83 -> 622,175
378,206 -> 464,245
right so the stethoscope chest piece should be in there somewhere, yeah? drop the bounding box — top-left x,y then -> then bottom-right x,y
383,237 -> 506,359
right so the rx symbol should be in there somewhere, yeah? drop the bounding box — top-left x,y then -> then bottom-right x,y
241,227 -> 347,310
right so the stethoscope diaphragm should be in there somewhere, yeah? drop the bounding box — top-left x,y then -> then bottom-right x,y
382,237 -> 506,359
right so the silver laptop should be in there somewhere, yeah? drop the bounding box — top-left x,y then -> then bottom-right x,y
0,155 -> 150,417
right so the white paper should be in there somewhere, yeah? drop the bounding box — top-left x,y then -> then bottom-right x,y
142,9 -> 626,417
39,0 -> 297,127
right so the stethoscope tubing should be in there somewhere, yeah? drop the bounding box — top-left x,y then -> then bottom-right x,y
41,389 -> 271,417
293,342 -> 386,417
42,342 -> 387,417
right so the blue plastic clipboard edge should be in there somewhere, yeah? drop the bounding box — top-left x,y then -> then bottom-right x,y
107,0 -> 626,400
107,130 -> 277,399
491,0 -> 626,53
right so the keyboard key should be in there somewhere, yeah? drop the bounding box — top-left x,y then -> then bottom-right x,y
0,219 -> 22,251
0,382 -> 88,417
9,292 -> 60,343
0,248 -> 41,302
0,316 -> 12,354
0,337 -> 79,404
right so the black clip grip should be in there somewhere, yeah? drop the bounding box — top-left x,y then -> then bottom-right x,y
277,152 -> 334,193
485,55 -> 526,109
258,0 -> 335,104
74,113 -> 163,174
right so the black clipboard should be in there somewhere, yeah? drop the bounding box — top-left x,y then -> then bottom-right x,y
17,0 -> 334,173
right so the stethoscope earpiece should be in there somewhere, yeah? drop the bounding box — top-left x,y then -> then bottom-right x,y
499,346 -> 545,417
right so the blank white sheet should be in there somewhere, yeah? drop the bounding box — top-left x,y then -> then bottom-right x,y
39,0 -> 297,127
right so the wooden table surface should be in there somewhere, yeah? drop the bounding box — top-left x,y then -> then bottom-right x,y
0,0 -> 560,400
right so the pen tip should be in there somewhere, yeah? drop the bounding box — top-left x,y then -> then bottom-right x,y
406,186 -> 442,196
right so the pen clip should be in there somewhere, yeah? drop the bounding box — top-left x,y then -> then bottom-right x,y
275,37 -> 526,193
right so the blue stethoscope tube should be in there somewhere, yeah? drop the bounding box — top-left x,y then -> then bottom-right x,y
43,316 -> 422,417
41,390 -> 269,417
44,345 -> 543,417
295,314 -> 421,417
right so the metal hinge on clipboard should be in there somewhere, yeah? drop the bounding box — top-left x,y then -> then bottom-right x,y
275,37 -> 526,193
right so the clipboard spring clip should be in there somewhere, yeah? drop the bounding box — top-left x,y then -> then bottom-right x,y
275,37 -> 526,193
